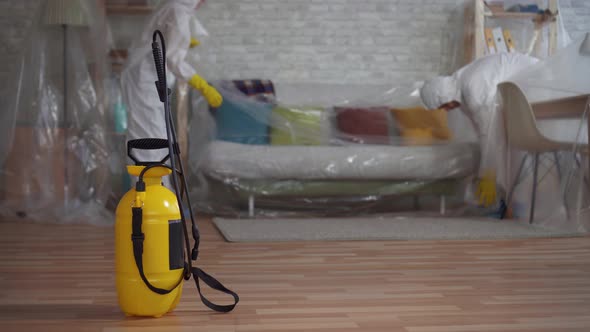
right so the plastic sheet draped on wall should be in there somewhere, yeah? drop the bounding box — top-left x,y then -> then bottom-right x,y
0,0 -> 118,225
498,34 -> 590,231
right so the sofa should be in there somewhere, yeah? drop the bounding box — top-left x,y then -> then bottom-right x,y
188,82 -> 480,217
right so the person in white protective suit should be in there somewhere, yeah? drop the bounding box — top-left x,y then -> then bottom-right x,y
420,52 -> 539,208
122,0 -> 221,167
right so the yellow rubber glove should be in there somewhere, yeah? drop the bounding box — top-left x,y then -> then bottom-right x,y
476,170 -> 497,207
189,37 -> 200,48
189,74 -> 222,108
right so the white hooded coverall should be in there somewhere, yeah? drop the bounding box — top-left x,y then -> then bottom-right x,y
122,0 -> 207,165
420,52 -> 539,201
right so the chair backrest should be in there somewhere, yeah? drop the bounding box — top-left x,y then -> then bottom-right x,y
497,82 -> 545,151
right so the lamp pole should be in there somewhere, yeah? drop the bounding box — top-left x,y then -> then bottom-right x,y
63,23 -> 69,208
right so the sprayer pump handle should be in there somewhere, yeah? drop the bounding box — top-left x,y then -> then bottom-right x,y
127,138 -> 171,166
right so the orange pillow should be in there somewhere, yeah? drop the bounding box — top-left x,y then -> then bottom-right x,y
390,107 -> 452,143
402,128 -> 435,146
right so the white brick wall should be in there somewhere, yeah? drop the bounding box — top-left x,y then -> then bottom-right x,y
0,1 -> 40,103
195,0 -> 590,84
0,0 -> 589,94
560,0 -> 590,39
196,0 -> 467,84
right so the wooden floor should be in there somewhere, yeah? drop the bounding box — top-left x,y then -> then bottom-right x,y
1,217 -> 590,332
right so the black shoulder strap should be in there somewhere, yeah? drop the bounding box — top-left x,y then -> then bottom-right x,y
191,267 -> 240,313
132,207 -> 239,312
132,207 -> 183,295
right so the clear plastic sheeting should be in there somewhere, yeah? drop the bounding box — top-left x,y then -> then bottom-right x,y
457,0 -> 571,73
484,2 -> 571,59
186,34 -> 588,230
511,33 -> 590,100
496,33 -> 590,231
495,0 -> 571,59
0,0 -> 115,225
187,81 -> 482,218
421,51 -> 540,209
418,24 -> 589,232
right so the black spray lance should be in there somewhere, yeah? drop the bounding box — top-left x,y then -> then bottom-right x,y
148,30 -> 239,312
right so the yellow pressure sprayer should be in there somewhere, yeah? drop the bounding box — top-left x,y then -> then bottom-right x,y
115,30 -> 238,317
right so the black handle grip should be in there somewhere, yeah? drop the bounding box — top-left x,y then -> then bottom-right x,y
128,138 -> 169,150
127,138 -> 170,166
152,42 -> 166,86
152,41 -> 168,103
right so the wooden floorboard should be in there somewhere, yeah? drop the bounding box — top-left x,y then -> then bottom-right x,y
0,216 -> 589,331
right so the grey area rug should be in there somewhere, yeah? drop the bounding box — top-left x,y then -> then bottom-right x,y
213,217 -> 586,242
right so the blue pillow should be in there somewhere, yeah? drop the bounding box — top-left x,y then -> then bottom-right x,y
212,95 -> 273,145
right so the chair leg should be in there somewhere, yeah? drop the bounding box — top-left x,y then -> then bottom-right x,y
574,154 -> 590,188
248,195 -> 255,218
529,153 -> 540,224
413,196 -> 421,211
440,195 -> 446,216
553,152 -> 570,220
503,154 -> 528,219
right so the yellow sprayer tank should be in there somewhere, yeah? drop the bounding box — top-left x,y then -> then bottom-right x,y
115,165 -> 184,317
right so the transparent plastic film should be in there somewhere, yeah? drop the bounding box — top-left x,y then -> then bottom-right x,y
184,34 -> 587,221
458,0 -> 570,70
499,96 -> 589,231
495,33 -> 590,231
187,80 -> 480,217
121,0 -> 211,175
0,0 -> 115,225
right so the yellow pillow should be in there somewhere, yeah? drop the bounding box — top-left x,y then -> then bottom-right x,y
403,128 -> 435,146
390,107 -> 452,142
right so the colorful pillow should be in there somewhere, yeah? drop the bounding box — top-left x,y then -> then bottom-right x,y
231,79 -> 276,104
270,106 -> 324,146
212,95 -> 273,145
390,107 -> 452,144
334,107 -> 393,144
402,128 -> 435,146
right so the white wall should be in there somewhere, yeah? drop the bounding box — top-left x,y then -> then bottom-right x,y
196,0 -> 466,84
560,0 -> 590,39
194,0 -> 590,84
1,0 -> 589,94
0,1 -> 40,104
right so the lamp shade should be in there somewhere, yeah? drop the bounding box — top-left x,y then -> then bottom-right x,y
43,0 -> 88,26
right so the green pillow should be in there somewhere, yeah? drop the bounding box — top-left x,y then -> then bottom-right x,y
270,106 -> 325,145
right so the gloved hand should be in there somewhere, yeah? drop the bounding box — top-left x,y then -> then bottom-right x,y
476,170 -> 497,207
189,37 -> 200,48
189,74 -> 222,108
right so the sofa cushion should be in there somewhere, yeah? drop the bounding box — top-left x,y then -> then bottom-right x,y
231,79 -> 276,103
212,95 -> 273,145
390,107 -> 452,143
334,107 -> 393,144
402,128 -> 436,146
270,106 -> 324,146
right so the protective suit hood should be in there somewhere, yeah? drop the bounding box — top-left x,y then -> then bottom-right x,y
420,76 -> 460,110
122,0 -> 209,173
152,0 -> 208,39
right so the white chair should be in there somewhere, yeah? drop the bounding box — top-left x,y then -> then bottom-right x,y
497,81 -> 588,224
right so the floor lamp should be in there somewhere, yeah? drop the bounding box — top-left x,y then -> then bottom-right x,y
42,0 -> 88,208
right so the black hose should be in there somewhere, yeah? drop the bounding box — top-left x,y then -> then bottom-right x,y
151,30 -> 193,280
